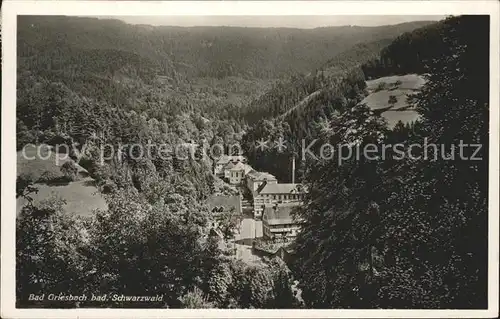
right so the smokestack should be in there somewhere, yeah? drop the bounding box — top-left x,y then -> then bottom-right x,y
291,156 -> 296,184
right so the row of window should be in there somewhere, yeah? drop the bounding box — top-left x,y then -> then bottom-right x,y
261,193 -> 303,201
266,223 -> 299,229
263,229 -> 297,238
231,171 -> 243,178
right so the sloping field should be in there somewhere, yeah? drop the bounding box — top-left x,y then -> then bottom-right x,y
362,89 -> 413,110
365,74 -> 426,91
16,146 -> 107,217
362,74 -> 426,128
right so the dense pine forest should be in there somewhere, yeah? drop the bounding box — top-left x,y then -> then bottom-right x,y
15,15 -> 489,309
292,15 -> 489,308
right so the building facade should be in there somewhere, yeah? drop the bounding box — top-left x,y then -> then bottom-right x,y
214,155 -> 247,176
246,171 -> 277,194
262,203 -> 303,240
228,162 -> 253,185
253,182 -> 306,218
223,161 -> 235,179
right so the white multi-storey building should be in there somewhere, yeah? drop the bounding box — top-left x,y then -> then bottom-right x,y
253,182 -> 306,219
228,162 -> 253,185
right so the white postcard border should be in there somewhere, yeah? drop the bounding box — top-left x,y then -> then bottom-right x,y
2,1 -> 499,318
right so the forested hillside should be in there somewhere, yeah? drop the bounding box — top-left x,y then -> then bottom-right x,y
241,39 -> 392,182
16,16 -> 432,308
239,16 -> 489,308
243,38 -> 394,123
16,15 -> 435,181
18,16 -> 432,79
15,14 -> 489,309
291,15 -> 489,308
17,16 -> 433,125
361,20 -> 447,78
240,16 -> 456,182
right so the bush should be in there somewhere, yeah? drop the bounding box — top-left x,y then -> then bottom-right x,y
16,119 -> 35,151
38,170 -> 73,185
38,170 -> 61,183
38,130 -> 57,144
60,161 -> 79,181
178,287 -> 214,308
78,156 -> 94,172
388,95 -> 398,106
374,81 -> 388,92
101,182 -> 117,194
46,134 -> 71,148
389,80 -> 403,91
16,173 -> 38,201
80,158 -> 111,186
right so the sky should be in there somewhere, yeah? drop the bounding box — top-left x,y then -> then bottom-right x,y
110,15 -> 446,29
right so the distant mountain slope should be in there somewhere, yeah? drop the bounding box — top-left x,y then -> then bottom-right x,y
243,16 -> 447,128
243,37 -> 398,124
18,16 -> 435,80
240,18 -> 449,182
17,16 -> 435,126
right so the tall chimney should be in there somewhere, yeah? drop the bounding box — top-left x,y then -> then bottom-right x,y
291,156 -> 296,184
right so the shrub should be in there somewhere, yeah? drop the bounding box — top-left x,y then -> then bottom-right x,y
101,182 -> 117,194
46,134 -> 71,148
78,156 -> 94,172
374,81 -> 387,92
16,173 -> 38,201
16,119 -> 35,151
38,170 -> 61,183
178,287 -> 214,308
37,170 -> 73,186
388,95 -> 398,107
60,161 -> 79,181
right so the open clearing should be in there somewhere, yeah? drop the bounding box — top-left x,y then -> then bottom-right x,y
16,146 -> 107,217
362,74 -> 425,128
365,74 -> 426,91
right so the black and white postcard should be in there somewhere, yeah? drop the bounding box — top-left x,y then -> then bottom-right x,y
1,1 -> 499,318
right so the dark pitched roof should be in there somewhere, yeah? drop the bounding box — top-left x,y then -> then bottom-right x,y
229,161 -> 246,171
263,203 -> 303,226
259,183 -> 304,195
208,195 -> 241,214
247,171 -> 277,181
216,155 -> 246,165
256,180 -> 269,194
243,164 -> 254,174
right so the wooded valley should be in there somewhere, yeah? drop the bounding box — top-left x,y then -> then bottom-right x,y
15,15 -> 489,309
